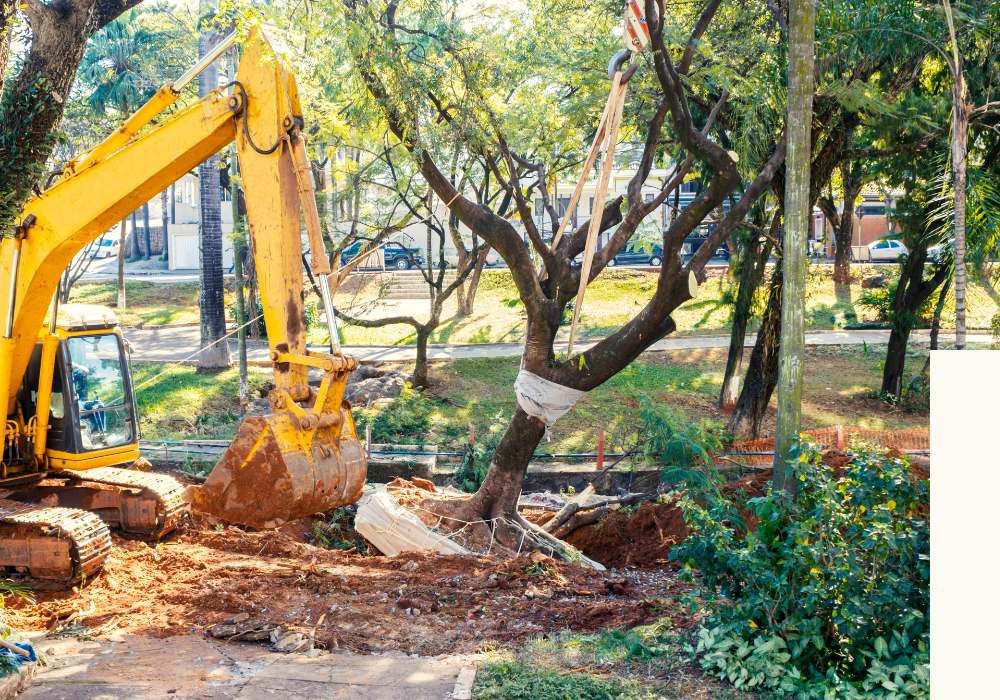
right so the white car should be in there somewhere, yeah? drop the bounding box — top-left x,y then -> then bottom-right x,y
94,237 -> 121,259
866,238 -> 908,262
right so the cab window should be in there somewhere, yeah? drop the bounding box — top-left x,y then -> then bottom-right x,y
67,335 -> 133,450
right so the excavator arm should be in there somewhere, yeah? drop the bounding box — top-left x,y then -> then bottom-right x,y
1,28 -> 365,531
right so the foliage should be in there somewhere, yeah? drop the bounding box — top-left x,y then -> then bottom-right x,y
857,279 -> 933,326
453,410 -> 506,493
992,311 -> 1000,349
671,447 -> 929,697
311,507 -> 370,554
637,398 -> 725,490
473,659 -> 652,700
354,382 -> 431,444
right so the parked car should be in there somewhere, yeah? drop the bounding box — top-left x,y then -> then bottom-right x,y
340,240 -> 425,270
680,237 -> 730,263
855,238 -> 908,262
94,237 -> 120,259
606,243 -> 665,267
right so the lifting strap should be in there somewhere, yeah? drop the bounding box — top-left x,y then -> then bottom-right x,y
559,0 -> 653,355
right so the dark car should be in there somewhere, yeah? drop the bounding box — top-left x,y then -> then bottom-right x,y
607,242 -> 665,267
340,240 -> 425,270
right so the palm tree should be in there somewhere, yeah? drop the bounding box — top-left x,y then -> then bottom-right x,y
196,0 -> 230,369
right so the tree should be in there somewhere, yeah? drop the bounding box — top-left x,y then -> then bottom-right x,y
1,0 -> 144,234
334,0 -> 785,550
195,0 -> 230,370
773,0 -> 816,492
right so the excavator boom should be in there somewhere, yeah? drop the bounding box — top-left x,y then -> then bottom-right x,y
0,26 -> 366,575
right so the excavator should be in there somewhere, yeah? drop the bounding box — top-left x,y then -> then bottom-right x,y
0,28 -> 367,585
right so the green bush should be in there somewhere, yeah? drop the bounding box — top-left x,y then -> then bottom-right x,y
671,447 -> 929,698
991,311 -> 1000,349
638,399 -> 725,491
453,410 -> 507,492
355,383 -> 431,443
857,281 -> 933,327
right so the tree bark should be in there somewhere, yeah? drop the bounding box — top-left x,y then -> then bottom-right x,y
943,0 -> 968,350
880,245 -> 949,397
0,0 -> 141,230
773,0 -> 816,493
141,201 -> 151,259
728,260 -> 783,438
160,189 -> 170,259
117,219 -> 127,310
196,0 -> 231,370
719,215 -> 777,410
412,326 -> 430,389
825,158 -> 862,287
929,273 -> 951,351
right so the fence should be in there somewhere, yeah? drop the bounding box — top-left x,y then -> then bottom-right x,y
726,426 -> 930,467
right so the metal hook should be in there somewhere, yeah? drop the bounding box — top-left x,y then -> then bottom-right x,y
607,49 -> 638,85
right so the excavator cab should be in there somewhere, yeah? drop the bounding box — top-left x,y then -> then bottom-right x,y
22,315 -> 138,465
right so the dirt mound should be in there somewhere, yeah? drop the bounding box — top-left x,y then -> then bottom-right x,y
7,514 -> 689,656
563,501 -> 688,569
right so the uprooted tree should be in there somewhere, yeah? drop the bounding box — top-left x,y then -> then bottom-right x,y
328,0 -> 786,550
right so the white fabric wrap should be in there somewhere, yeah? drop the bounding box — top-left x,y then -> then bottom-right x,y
514,369 -> 585,428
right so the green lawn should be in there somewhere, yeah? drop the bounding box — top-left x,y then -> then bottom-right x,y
71,265 -> 999,348
69,280 -> 234,328
325,264 -> 999,347
132,344 -> 930,453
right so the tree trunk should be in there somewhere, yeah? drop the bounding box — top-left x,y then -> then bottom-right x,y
0,7 -> 12,93
141,201 -> 151,259
129,210 -> 138,258
943,0 -> 968,350
460,409 -> 546,520
833,160 -> 861,287
412,327 -> 430,389
196,1 -> 231,370
728,261 -> 783,438
160,189 -> 170,259
879,245 -> 947,397
117,219 -> 127,310
930,273 -> 951,351
773,0 -> 816,493
720,217 -> 776,410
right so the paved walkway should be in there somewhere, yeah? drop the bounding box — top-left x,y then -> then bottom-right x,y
123,326 -> 993,364
24,634 -> 472,699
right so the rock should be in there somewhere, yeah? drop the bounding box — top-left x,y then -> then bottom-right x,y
270,629 -> 313,653
345,369 -> 407,406
861,274 -> 888,289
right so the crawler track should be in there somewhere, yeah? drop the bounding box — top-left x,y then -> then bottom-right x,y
0,499 -> 111,584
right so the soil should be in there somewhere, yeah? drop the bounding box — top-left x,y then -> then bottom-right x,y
7,514 -> 691,656
554,473 -> 771,569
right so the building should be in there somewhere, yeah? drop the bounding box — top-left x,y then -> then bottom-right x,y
120,172 -> 236,271
813,186 -> 903,257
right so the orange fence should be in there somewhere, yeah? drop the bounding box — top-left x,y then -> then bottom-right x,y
725,426 -> 930,467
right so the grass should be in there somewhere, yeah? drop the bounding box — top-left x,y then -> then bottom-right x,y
69,265 -> 998,348
68,281 -> 234,328
131,362 -> 268,441
474,623 -> 754,699
322,264 -> 1000,347
130,345 -> 931,456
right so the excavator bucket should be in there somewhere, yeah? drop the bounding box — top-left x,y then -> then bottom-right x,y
191,408 -> 367,529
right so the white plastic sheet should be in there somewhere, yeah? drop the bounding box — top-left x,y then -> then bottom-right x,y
514,369 -> 584,428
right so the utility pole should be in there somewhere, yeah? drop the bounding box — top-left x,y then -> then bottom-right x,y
773,0 -> 816,495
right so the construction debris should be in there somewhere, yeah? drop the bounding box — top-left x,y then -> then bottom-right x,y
354,484 -> 472,557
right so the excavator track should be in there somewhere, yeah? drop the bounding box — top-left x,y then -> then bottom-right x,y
62,467 -> 190,539
13,467 -> 190,541
0,499 -> 111,584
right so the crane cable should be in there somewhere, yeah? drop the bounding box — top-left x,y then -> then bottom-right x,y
560,0 -> 653,355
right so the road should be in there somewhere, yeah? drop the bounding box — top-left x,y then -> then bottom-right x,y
124,326 -> 992,365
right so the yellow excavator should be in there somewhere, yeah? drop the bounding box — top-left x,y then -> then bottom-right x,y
0,28 -> 367,584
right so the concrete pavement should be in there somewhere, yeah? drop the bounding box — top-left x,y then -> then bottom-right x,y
122,325 -> 993,365
24,634 -> 473,699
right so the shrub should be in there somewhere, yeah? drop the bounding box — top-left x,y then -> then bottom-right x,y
991,311 -> 1000,349
671,447 -> 929,698
638,399 -> 725,491
454,410 -> 507,492
355,383 -> 431,443
857,281 -> 933,327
